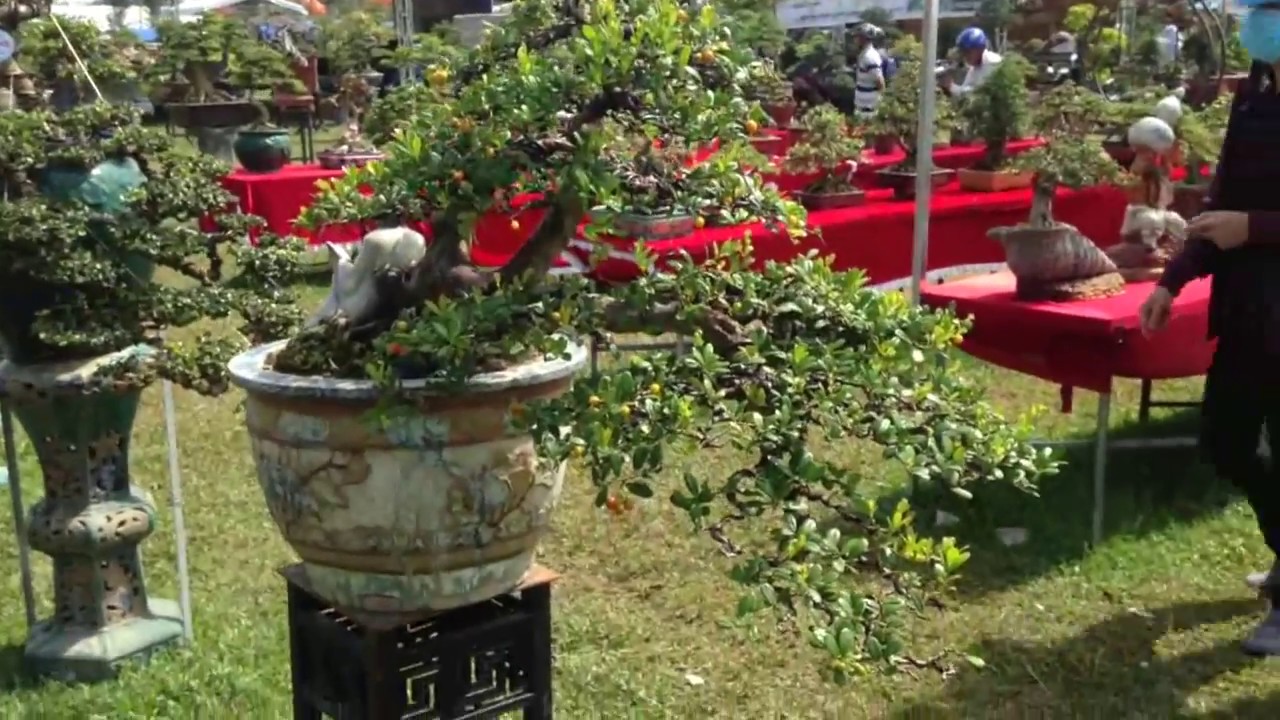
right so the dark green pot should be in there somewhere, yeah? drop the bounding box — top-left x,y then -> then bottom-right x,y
233,128 -> 291,173
0,157 -> 151,365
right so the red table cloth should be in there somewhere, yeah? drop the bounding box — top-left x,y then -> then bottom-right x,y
919,272 -> 1214,395
585,179 -> 1129,285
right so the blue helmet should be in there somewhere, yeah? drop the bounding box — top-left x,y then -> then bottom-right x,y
956,27 -> 988,51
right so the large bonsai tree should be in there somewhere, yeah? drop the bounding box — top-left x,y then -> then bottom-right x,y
0,103 -> 304,392
1011,83 -> 1123,227
292,0 -> 1055,677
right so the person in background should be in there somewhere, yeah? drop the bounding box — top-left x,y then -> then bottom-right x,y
848,23 -> 887,117
943,26 -> 1001,97
1139,0 -> 1280,655
1158,8 -> 1184,70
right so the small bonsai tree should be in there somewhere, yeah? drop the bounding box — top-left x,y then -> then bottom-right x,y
962,52 -> 1031,171
866,36 -> 952,166
287,0 -> 1055,677
782,105 -> 864,194
15,18 -> 142,104
1010,83 -> 1123,227
0,103 -> 304,391
1175,94 -> 1230,186
225,38 -> 305,99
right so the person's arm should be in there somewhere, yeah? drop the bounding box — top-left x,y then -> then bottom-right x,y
1158,238 -> 1217,296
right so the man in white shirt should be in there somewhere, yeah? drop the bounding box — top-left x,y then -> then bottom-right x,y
847,24 -> 887,116
943,26 -> 1002,97
1157,16 -> 1183,69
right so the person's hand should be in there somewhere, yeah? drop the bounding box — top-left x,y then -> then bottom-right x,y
1187,211 -> 1249,250
1139,286 -> 1174,337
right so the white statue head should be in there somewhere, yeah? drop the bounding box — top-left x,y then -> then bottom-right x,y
1128,116 -> 1176,155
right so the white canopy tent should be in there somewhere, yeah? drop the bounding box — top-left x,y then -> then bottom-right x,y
48,0 -> 310,33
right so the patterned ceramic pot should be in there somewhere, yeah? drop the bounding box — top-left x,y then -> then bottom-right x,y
988,222 -> 1119,283
227,340 -> 589,614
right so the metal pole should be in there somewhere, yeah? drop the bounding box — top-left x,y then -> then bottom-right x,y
2,402 -> 37,630
161,381 -> 194,644
909,0 -> 941,306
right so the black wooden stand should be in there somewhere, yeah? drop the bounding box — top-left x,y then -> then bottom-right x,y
281,564 -> 557,720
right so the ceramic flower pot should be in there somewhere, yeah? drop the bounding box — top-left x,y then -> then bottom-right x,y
876,168 -> 956,200
233,128 -> 292,173
749,135 -> 787,157
589,210 -> 697,241
0,346 -> 182,682
317,150 -> 386,170
794,189 -> 866,211
764,100 -> 797,127
227,340 -> 589,614
956,168 -> 1034,193
988,222 -> 1119,283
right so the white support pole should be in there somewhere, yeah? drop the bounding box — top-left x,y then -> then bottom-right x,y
2,402 -> 37,630
393,0 -> 417,83
909,0 -> 941,306
161,381 -> 194,644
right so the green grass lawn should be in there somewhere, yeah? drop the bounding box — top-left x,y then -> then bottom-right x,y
1,286 -> 1276,719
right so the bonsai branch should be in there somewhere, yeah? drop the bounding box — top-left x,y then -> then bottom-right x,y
596,298 -> 750,355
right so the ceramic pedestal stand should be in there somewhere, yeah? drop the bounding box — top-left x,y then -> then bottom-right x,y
0,346 -> 183,682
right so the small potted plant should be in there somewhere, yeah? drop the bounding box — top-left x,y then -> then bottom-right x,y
1171,94 -> 1229,218
745,60 -> 796,127
0,102 -> 304,681
867,37 -> 955,199
956,53 -> 1034,192
589,138 -> 700,241
315,12 -> 393,169
991,83 -> 1127,301
781,105 -> 866,210
227,41 -> 306,172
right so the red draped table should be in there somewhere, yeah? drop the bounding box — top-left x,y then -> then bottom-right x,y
587,179 -> 1128,285
920,272 -> 1214,542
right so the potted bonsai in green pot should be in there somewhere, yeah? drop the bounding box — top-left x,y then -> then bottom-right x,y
956,53 -> 1034,192
991,83 -> 1127,301
226,41 -> 306,172
0,103 -> 304,682
228,0 -> 1055,677
781,105 -> 866,210
867,37 -> 955,199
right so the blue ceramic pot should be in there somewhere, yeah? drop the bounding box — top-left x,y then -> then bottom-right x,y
233,128 -> 292,173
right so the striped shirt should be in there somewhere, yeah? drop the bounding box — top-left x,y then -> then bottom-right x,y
853,46 -> 884,114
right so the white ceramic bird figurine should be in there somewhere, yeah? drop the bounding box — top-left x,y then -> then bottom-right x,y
308,227 -> 427,328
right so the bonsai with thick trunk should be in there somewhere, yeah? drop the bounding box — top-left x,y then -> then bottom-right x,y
284,0 -> 1056,678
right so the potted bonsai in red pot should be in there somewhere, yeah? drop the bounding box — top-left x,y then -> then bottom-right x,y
1170,94 -> 1229,219
781,105 -> 866,210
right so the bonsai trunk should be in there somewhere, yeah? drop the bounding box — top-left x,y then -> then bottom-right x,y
1029,180 -> 1055,228
982,140 -> 1006,173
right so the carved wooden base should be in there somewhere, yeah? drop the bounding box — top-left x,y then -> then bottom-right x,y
1015,272 -> 1126,302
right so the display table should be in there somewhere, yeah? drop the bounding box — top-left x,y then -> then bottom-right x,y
920,271 -> 1215,543
585,179 -> 1128,284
